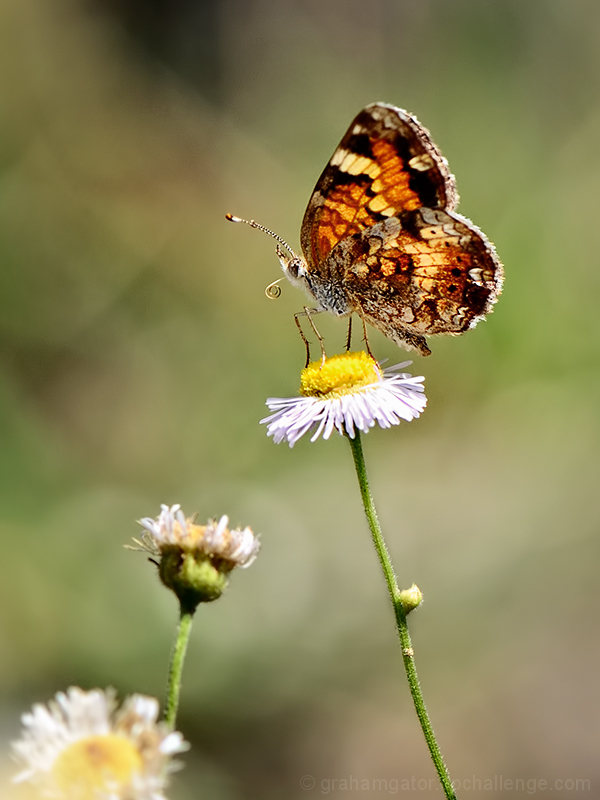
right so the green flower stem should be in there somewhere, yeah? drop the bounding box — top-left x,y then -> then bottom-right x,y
164,606 -> 195,729
346,431 -> 457,800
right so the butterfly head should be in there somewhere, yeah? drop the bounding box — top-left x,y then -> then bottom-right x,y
275,244 -> 310,291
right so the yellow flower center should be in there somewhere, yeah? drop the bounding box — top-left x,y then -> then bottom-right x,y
52,734 -> 143,799
300,351 -> 381,398
171,521 -> 209,549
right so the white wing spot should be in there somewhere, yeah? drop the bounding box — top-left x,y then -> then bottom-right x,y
330,148 -> 350,167
408,154 -> 435,171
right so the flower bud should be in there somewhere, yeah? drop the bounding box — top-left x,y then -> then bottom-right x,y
398,583 -> 423,614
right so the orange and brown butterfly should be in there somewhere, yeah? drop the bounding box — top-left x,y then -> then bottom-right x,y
227,102 -> 503,356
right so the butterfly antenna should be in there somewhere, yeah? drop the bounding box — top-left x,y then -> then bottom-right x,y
264,278 -> 283,299
225,213 -> 299,259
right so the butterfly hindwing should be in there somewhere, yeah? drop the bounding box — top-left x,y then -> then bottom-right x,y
324,208 -> 502,355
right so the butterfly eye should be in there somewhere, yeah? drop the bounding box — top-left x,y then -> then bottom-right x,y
287,257 -> 306,280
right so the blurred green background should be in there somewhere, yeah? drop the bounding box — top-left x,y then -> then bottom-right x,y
2,0 -> 600,797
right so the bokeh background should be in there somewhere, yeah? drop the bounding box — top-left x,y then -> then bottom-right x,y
2,0 -> 600,797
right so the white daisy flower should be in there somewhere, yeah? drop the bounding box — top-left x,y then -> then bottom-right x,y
261,351 -> 427,447
132,505 -> 260,607
12,687 -> 188,799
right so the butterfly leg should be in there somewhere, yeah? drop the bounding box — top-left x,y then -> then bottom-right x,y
294,307 -> 326,367
293,312 -> 312,367
345,316 -> 353,352
361,317 -> 376,360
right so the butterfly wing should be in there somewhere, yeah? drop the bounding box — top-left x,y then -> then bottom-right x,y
300,103 -> 458,274
327,208 -> 503,356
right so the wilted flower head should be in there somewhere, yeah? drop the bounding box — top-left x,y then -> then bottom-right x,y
261,351 -> 427,447
133,505 -> 259,609
12,687 -> 187,799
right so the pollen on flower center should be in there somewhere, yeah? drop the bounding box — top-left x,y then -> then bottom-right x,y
52,734 -> 143,797
300,351 -> 382,398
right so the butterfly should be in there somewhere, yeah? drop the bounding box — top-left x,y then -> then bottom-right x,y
227,102 -> 503,357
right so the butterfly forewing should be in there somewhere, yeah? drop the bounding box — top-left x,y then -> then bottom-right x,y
300,103 -> 458,273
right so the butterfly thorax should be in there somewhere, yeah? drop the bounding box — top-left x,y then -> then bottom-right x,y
278,250 -> 352,317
